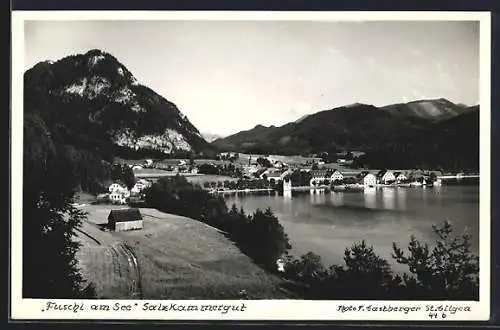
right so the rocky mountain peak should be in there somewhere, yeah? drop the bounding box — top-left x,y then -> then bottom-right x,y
24,50 -> 215,157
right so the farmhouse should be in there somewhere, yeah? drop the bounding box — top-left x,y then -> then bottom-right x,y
363,173 -> 377,187
109,183 -> 126,193
108,208 -> 143,232
261,169 -> 284,184
310,169 -> 333,187
394,171 -> 408,184
109,193 -> 126,205
330,169 -> 344,183
131,179 -> 151,196
377,170 -> 396,185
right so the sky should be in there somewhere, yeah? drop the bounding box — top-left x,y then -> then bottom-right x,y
24,19 -> 480,136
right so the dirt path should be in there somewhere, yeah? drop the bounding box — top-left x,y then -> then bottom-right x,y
111,243 -> 143,299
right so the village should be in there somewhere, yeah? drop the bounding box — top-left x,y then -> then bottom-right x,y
91,150 -> 476,208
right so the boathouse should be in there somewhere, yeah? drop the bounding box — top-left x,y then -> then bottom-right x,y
108,208 -> 143,232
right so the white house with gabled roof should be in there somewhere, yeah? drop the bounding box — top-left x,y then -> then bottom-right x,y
363,173 -> 377,187
330,169 -> 344,182
377,170 -> 396,185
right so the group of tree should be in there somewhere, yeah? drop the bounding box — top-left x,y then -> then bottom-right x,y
110,164 -> 136,189
197,163 -> 242,177
256,157 -> 273,168
202,178 -> 271,190
288,170 -> 313,187
282,220 -> 479,300
23,113 -> 94,298
215,153 -> 240,162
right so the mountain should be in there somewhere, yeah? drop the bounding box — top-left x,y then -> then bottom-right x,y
212,103 -> 431,155
380,98 -> 474,121
356,106 -> 480,171
201,132 -> 224,143
24,49 -> 215,158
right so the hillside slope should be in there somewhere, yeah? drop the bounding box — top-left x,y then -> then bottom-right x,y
356,106 -> 480,171
213,104 -> 430,155
24,49 -> 215,158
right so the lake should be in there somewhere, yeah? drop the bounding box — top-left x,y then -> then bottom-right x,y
225,185 -> 479,273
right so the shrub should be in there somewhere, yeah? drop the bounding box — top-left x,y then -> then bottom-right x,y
392,220 -> 479,300
235,208 -> 291,269
282,221 -> 479,300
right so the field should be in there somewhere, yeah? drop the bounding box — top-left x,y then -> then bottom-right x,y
74,205 -> 294,299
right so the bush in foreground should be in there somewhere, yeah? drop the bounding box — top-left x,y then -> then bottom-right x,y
284,221 -> 479,300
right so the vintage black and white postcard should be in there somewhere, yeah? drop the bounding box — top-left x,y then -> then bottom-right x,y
10,10 -> 491,321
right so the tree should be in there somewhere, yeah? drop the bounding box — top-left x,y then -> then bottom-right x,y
343,177 -> 357,184
23,114 -> 88,298
392,220 -> 479,300
284,252 -> 326,284
110,164 -> 136,189
236,208 -> 292,270
321,240 -> 401,299
256,157 -> 272,168
198,163 -> 219,175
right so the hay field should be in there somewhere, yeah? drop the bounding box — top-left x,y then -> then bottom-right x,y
74,205 -> 293,299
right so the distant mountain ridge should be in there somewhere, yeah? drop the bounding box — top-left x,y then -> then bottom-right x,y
202,132 -> 224,143
380,98 -> 475,121
357,106 -> 479,171
24,49 -> 214,157
212,102 -> 436,155
212,99 -> 479,170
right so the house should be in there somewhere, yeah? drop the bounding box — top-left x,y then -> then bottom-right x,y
394,172 -> 408,184
273,160 -> 284,169
109,192 -> 128,204
363,173 -> 377,187
131,181 -> 150,195
243,165 -> 260,176
279,169 -> 293,180
310,169 -> 333,187
377,170 -> 396,185
263,169 -> 283,184
108,208 -> 143,232
337,158 -> 353,165
330,169 -> 344,183
108,183 -> 130,204
109,183 -> 126,193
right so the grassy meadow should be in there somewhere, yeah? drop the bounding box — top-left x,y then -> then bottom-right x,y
74,205 -> 294,299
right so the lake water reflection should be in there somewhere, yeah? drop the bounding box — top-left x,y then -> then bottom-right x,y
225,185 -> 479,273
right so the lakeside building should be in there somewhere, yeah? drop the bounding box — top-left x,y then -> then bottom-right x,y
362,173 -> 377,187
377,170 -> 396,185
394,171 -> 409,184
